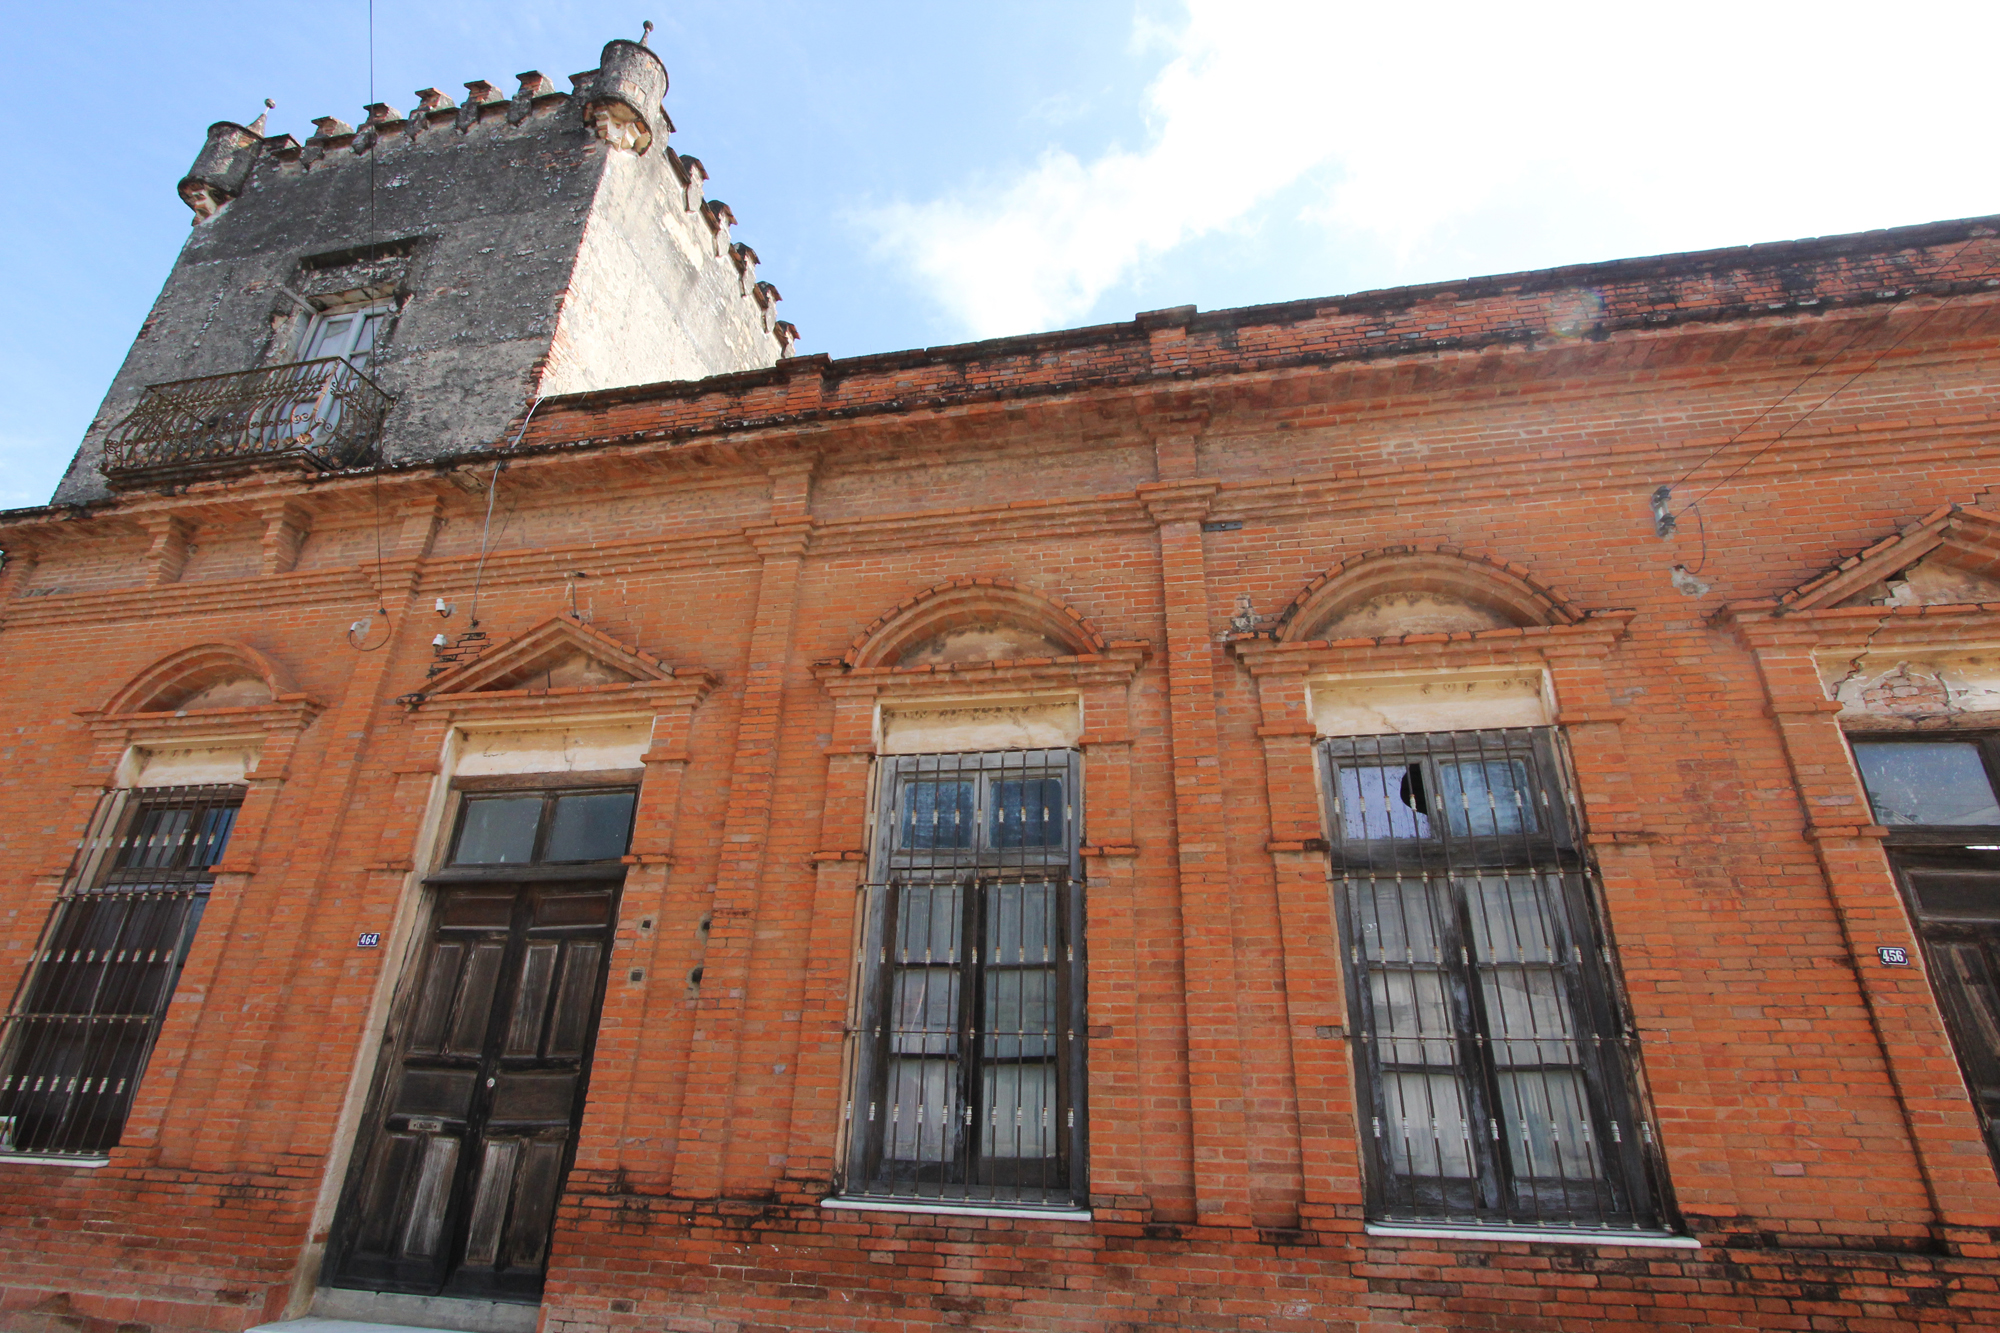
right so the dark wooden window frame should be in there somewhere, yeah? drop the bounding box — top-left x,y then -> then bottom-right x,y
836,748 -> 1088,1211
0,784 -> 243,1159
1318,727 -> 1674,1234
1846,731 -> 2000,848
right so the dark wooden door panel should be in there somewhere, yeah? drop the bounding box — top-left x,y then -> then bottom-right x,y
327,882 -> 616,1300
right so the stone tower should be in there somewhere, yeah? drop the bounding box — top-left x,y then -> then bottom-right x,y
54,35 -> 793,503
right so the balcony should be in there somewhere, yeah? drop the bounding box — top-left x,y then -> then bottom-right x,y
100,357 -> 392,488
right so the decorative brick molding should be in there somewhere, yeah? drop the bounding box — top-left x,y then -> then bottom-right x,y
842,576 -> 1108,668
1274,545 -> 1583,641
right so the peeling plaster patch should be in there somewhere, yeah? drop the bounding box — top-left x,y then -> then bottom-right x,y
896,625 -> 1073,668
176,676 -> 276,709
131,744 -> 261,786
879,699 -> 1081,755
1820,649 -> 2000,720
1320,592 -> 1517,639
1310,670 -> 1550,737
455,721 -> 649,775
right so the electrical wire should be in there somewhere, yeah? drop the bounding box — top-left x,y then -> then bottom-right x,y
464,396 -> 547,629
367,0 -> 377,262
345,0 -> 389,653
1668,234 -> 1995,517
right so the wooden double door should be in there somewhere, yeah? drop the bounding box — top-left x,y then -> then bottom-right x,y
326,881 -> 617,1301
1894,853 -> 2000,1172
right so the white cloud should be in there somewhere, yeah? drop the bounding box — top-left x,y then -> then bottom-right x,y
865,0 -> 2000,339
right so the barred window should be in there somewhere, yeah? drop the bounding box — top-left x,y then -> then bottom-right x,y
837,749 -> 1086,1210
0,786 -> 241,1158
1320,729 -> 1673,1233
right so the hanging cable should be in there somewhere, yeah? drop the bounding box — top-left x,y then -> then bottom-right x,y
1659,233 -> 1996,522
465,396 -> 546,629
367,0 -> 377,261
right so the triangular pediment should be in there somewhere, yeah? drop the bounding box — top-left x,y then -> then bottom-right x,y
1772,504 -> 2000,612
421,615 -> 672,697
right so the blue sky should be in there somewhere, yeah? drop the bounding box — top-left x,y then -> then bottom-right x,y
4,1 -> 1997,508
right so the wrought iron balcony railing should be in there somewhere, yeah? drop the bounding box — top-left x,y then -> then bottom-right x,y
100,357 -> 392,487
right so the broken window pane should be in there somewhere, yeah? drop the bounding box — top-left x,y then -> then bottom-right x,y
1339,765 -> 1433,840
1853,741 -> 2000,826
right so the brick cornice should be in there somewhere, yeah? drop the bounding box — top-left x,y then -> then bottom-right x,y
742,518 -> 814,559
1135,479 -> 1219,526
1726,601 -> 2000,650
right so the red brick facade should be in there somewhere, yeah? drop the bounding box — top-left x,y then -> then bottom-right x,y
4,216 -> 2000,1331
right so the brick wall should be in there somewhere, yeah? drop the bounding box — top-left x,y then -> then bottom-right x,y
1,221 -> 1999,1330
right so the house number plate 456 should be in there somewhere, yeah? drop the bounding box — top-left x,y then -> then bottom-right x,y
1877,945 -> 1910,967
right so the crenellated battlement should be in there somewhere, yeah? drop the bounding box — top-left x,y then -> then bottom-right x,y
57,32 -> 794,503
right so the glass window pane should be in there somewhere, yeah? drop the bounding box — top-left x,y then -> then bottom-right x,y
1853,741 -> 2000,826
189,805 -> 238,870
1463,874 -> 1560,965
118,808 -> 192,870
544,791 -> 636,862
981,1064 -> 1056,1160
883,1057 -> 957,1163
1497,1069 -> 1602,1183
1381,1071 -> 1476,1179
301,313 -> 356,360
982,968 -> 1056,1060
985,880 -> 1055,964
991,777 -> 1065,849
453,796 -> 541,864
1350,877 -> 1447,964
890,968 -> 959,1056
1436,758 -> 1539,837
1367,967 -> 1458,1067
1339,765 -> 1432,839
898,779 -> 975,850
894,883 -> 962,962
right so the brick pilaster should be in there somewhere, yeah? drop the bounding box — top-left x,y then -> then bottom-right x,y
1138,474 -> 1253,1226
670,503 -> 814,1198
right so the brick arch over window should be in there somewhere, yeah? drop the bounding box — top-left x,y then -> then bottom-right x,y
1276,546 -> 1580,643
101,641 -> 304,715
844,577 -> 1107,669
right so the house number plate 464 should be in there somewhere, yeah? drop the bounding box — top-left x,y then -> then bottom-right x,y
357,932 -> 381,949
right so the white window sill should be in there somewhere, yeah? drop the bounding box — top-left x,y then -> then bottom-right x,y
1366,1221 -> 1698,1249
821,1197 -> 1091,1223
0,1152 -> 110,1169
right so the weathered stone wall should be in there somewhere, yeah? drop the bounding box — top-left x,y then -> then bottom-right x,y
54,58 -> 786,506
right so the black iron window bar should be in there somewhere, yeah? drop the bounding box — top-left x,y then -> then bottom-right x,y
100,357 -> 392,486
0,786 -> 242,1158
840,748 -> 1087,1210
1318,727 -> 1674,1233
